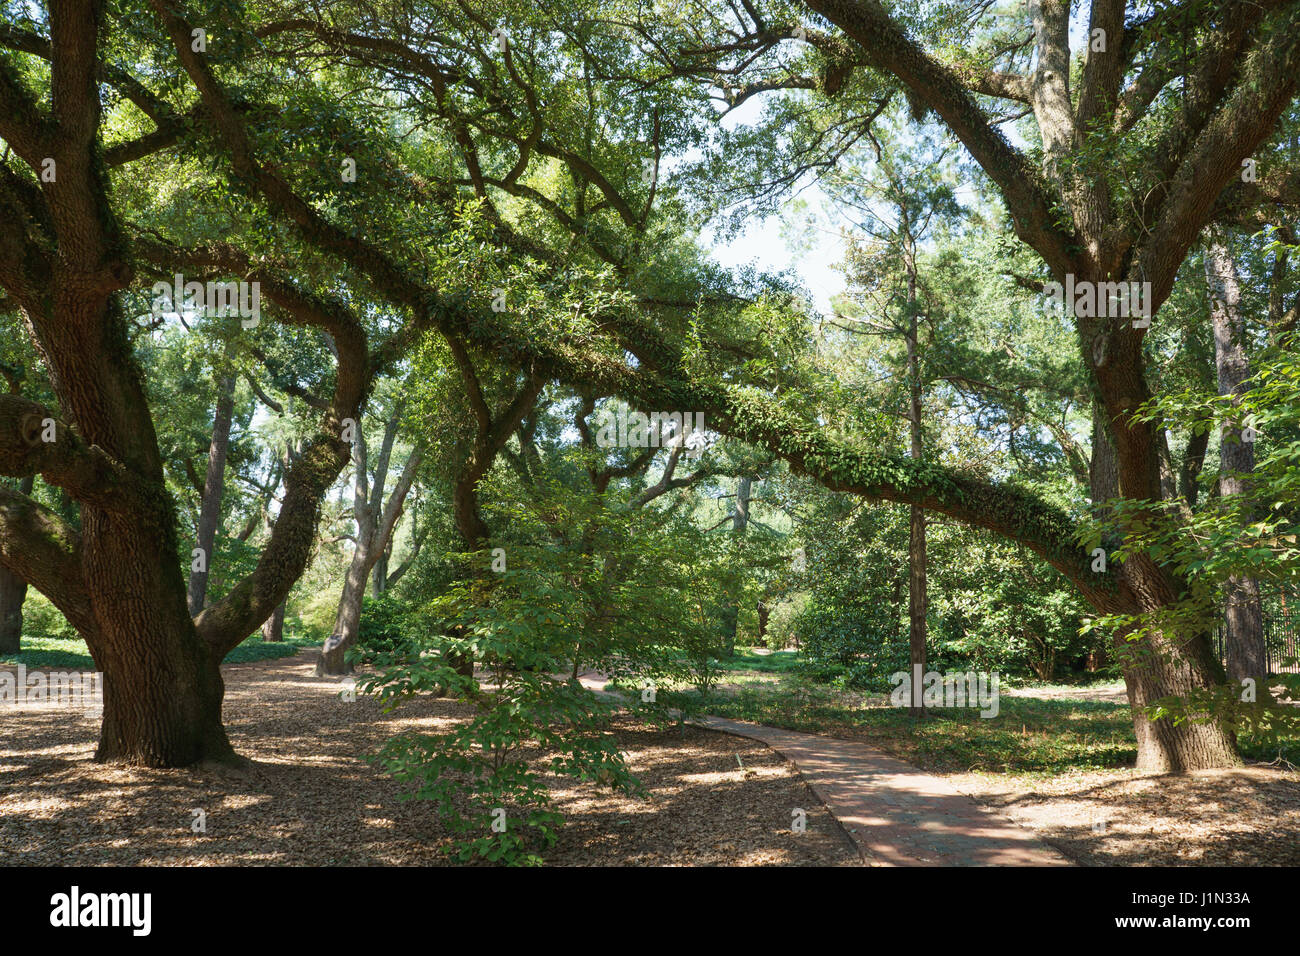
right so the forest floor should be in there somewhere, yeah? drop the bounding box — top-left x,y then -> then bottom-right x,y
0,654 -> 858,866
7,651 -> 1299,867
949,763 -> 1300,866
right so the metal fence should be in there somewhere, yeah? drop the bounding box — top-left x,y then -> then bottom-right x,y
1213,608 -> 1300,675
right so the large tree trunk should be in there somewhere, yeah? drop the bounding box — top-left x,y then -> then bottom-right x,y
1087,275 -> 1242,771
1112,564 -> 1242,773
261,600 -> 285,642
0,561 -> 27,654
0,476 -> 34,653
187,363 -> 236,615
85,503 -> 236,766
1206,236 -> 1267,687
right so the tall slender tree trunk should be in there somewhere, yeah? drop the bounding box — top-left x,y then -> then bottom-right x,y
371,539 -> 391,598
1206,236 -> 1266,687
187,362 -> 236,615
904,231 -> 927,717
0,476 -> 34,654
317,411 -> 421,676
723,476 -> 752,657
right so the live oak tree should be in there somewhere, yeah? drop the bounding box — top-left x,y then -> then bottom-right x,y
2,0 -> 1297,776
634,0 -> 1300,770
0,0 -> 445,765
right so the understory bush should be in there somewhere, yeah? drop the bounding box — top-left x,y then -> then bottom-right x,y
794,597 -> 909,691
353,593 -> 419,664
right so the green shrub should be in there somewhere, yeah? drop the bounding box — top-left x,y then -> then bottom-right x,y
352,593 -> 418,664
794,597 -> 909,691
22,593 -> 80,641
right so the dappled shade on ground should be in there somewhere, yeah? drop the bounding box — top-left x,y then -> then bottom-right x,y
0,655 -> 857,866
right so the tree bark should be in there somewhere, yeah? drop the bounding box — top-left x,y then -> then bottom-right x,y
86,499 -> 237,766
722,475 -> 752,657
0,476 -> 33,653
371,537 -> 391,598
319,537 -> 371,675
187,361 -> 236,615
904,229 -> 927,718
261,600 -> 285,642
1112,580 -> 1242,773
1206,235 -> 1266,687
0,560 -> 27,654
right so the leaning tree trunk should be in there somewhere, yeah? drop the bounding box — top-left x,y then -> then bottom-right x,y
1206,236 -> 1267,687
187,366 -> 236,615
318,542 -> 371,675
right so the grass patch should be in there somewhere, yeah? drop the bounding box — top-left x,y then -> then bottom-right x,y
1,632 -> 315,669
697,678 -> 1138,776
0,635 -> 98,669
713,647 -> 801,674
223,634 -> 317,663
674,658 -> 1300,776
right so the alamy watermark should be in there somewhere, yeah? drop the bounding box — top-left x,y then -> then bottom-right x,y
592,409 -> 707,457
0,665 -> 103,714
889,666 -> 1000,718
151,274 -> 261,328
1042,275 -> 1152,326
50,886 -> 150,936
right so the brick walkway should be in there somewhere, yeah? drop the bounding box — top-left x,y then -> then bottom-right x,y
697,715 -> 1071,866
576,672 -> 1070,866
